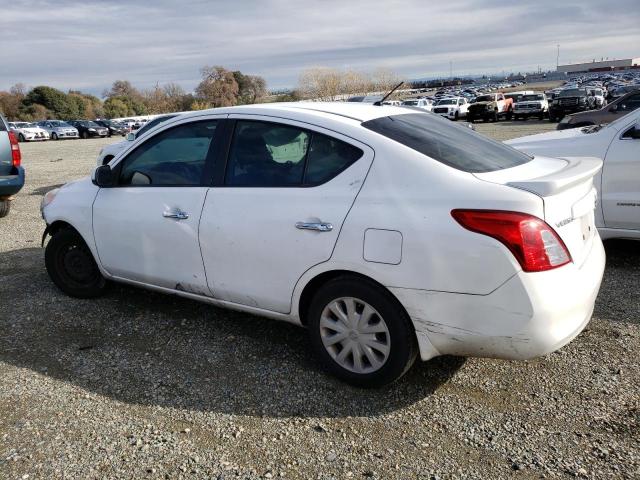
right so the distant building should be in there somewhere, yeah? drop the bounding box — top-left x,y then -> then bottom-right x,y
557,58 -> 640,74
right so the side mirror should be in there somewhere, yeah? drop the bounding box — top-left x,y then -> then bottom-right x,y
126,132 -> 136,141
92,165 -> 115,187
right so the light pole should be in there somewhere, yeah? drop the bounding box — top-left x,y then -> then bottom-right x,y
556,44 -> 560,70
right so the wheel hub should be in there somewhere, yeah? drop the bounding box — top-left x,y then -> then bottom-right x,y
319,297 -> 391,374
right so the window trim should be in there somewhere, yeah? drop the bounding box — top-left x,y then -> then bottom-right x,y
218,118 -> 364,188
112,119 -> 224,188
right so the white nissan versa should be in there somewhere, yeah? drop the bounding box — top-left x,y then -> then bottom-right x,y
40,103 -> 605,387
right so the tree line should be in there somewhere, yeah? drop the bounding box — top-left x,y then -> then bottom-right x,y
0,66 -> 403,121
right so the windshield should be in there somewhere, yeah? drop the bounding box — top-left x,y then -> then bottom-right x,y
436,99 -> 456,105
15,122 -> 30,128
559,89 -> 586,97
362,113 -> 532,173
475,95 -> 494,102
50,121 -> 72,127
520,94 -> 544,101
402,100 -> 418,106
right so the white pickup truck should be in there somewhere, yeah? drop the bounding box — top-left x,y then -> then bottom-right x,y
513,93 -> 549,120
507,107 -> 640,240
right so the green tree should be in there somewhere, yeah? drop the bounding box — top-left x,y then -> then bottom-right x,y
195,66 -> 239,108
233,71 -> 267,104
103,97 -> 130,118
23,86 -> 73,119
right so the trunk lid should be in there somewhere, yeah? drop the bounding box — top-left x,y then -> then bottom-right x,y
474,156 -> 602,267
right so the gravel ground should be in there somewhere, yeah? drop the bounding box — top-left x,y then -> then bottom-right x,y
1,123 -> 638,480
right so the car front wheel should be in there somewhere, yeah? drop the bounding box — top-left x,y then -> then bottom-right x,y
51,132 -> 58,140
45,228 -> 107,298
307,276 -> 417,387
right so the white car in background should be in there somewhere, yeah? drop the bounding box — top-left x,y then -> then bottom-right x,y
401,98 -> 433,111
8,122 -> 49,142
432,97 -> 469,120
42,103 -> 604,387
507,107 -> 640,240
513,93 -> 549,120
587,88 -> 606,109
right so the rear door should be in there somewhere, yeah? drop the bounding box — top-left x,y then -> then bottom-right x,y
601,118 -> 640,230
199,115 -> 374,313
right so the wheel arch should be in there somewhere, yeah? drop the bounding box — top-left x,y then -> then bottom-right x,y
296,269 -> 412,330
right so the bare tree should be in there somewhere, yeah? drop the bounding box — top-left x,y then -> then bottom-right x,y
195,66 -> 239,108
298,67 -> 343,101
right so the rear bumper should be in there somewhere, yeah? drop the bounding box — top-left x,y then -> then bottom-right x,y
0,166 -> 26,197
392,235 -> 605,361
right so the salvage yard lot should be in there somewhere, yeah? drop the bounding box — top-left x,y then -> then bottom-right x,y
1,121 -> 638,479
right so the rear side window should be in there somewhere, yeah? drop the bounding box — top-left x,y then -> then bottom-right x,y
362,113 -> 531,173
225,120 -> 363,187
0,115 -> 7,132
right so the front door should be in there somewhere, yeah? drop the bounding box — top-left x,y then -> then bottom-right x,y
93,118 -> 223,293
199,116 -> 374,313
601,119 -> 640,230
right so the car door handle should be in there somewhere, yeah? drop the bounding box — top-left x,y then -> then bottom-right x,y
163,210 -> 189,220
295,221 -> 333,232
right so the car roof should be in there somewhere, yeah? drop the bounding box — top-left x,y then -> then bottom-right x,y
178,102 -> 412,125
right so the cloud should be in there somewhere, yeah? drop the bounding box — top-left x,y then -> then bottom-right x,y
1,0 -> 638,95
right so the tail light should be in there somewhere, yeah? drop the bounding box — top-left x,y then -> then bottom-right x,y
8,131 -> 21,167
451,210 -> 571,272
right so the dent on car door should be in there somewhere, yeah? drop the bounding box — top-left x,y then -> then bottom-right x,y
601,120 -> 640,230
92,118 -> 224,291
199,117 -> 374,313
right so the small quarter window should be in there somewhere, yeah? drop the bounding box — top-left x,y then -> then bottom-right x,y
304,133 -> 363,185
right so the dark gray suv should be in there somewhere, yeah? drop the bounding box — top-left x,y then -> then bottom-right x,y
0,113 -> 25,217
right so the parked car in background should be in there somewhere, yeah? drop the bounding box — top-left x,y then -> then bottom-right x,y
69,120 -> 109,139
508,107 -> 640,240
432,97 -> 469,120
8,121 -> 49,141
96,114 -> 178,165
504,91 -> 534,105
94,119 -> 127,137
0,113 -> 24,218
43,103 -> 604,387
37,120 -> 79,140
513,93 -> 549,120
586,88 -> 606,109
467,93 -> 513,122
548,89 -> 592,122
401,98 -> 434,111
557,89 -> 640,130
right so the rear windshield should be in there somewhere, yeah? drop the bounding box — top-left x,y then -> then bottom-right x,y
362,113 -> 532,173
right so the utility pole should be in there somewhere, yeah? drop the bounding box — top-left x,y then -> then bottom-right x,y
556,44 -> 560,70
449,61 -> 453,80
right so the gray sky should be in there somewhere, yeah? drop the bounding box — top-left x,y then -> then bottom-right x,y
2,0 -> 639,95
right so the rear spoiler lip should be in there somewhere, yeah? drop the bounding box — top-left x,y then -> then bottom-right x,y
504,156 -> 602,196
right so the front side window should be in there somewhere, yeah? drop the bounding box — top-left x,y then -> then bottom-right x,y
224,120 -> 363,187
118,120 -> 218,186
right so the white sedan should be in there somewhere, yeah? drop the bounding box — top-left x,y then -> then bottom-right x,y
507,107 -> 640,240
8,122 -> 49,141
41,103 -> 605,387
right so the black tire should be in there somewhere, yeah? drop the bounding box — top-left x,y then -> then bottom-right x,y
18,133 -> 25,142
307,275 -> 418,388
45,228 -> 107,298
506,109 -> 513,120
81,131 -> 89,139
492,110 -> 499,122
454,111 -> 459,121
51,132 -> 58,140
467,116 -> 474,123
0,200 -> 10,218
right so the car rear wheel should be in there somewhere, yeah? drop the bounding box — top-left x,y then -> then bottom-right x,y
45,228 -> 107,298
0,200 -> 10,218
307,276 -> 417,388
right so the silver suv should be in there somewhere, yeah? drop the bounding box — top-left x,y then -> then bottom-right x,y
37,120 -> 79,140
0,113 -> 24,217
